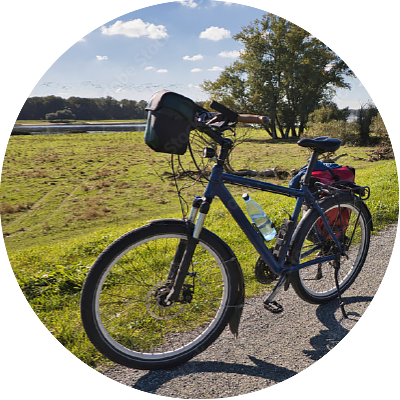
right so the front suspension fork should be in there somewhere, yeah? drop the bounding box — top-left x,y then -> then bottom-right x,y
165,197 -> 211,304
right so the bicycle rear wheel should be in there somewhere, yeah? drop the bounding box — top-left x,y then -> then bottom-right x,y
290,193 -> 371,304
80,219 -> 241,370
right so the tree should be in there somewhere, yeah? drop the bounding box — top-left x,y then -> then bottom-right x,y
68,97 -> 102,120
137,100 -> 148,119
43,96 -> 66,114
202,14 -> 354,138
357,102 -> 378,144
18,97 -> 46,119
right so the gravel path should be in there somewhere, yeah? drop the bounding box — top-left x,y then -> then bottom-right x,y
102,224 -> 397,398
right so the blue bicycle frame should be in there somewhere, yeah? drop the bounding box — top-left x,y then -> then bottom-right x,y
164,134 -> 345,306
190,156 -> 343,277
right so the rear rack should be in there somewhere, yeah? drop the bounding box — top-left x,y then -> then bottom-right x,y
314,181 -> 370,201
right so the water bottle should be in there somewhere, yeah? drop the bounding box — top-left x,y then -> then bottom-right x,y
242,193 -> 276,241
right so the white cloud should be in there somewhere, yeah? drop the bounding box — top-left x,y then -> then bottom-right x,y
183,54 -> 204,61
157,69 -> 168,73
208,66 -> 224,72
211,0 -> 246,7
219,50 -> 241,58
180,0 -> 198,8
96,55 -> 108,61
145,66 -> 155,70
101,19 -> 168,39
199,26 -> 231,41
191,68 -> 202,73
361,80 -> 400,85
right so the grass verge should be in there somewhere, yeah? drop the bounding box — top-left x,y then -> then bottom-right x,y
1,129 -> 398,367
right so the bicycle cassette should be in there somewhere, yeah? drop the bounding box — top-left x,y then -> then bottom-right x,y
255,256 -> 279,284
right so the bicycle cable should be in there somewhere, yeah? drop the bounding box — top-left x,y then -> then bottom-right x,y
170,154 -> 189,219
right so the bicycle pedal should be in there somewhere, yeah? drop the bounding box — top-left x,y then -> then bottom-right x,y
264,300 -> 284,314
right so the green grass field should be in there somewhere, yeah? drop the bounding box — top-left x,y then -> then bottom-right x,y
14,119 -> 146,125
1,129 -> 398,367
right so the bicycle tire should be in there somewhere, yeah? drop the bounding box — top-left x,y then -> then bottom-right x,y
80,219 -> 242,370
290,193 -> 371,304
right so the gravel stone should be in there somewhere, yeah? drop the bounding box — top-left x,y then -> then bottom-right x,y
101,224 -> 397,398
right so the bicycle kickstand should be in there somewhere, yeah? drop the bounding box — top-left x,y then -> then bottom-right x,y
263,274 -> 288,314
334,254 -> 348,319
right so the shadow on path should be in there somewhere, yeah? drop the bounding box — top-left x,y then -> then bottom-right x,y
133,356 -> 297,394
303,296 -> 373,360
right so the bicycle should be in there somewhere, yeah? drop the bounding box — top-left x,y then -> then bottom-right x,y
80,95 -> 373,370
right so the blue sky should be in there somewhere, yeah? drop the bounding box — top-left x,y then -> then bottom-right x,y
31,0 -> 371,109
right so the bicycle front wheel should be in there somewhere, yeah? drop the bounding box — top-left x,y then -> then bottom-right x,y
80,219 -> 240,370
290,193 -> 371,304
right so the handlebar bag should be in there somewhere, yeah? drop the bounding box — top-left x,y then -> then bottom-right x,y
144,90 -> 197,155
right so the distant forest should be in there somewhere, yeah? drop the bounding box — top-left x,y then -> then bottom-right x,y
18,94 -> 359,125
17,95 -> 149,121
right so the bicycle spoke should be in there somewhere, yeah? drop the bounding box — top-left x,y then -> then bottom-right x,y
295,200 -> 368,300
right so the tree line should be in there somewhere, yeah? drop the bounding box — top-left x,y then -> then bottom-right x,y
17,95 -> 148,121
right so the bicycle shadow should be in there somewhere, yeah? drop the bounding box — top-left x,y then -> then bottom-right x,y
128,296 -> 372,394
133,356 -> 297,394
303,295 -> 373,361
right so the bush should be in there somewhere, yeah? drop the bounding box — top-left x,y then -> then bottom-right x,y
56,109 -> 76,120
45,112 -> 57,121
306,112 -> 391,146
370,113 -> 390,143
46,109 -> 76,121
305,120 -> 360,144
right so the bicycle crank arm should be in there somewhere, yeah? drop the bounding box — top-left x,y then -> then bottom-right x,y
263,274 -> 288,313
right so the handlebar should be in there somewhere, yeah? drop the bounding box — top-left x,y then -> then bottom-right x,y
209,100 -> 239,122
209,100 -> 269,125
237,114 -> 270,124
195,100 -> 269,145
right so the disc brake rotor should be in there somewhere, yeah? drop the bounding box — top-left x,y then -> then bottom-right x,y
145,282 -> 186,320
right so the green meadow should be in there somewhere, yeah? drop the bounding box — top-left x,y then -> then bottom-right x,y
1,129 -> 398,367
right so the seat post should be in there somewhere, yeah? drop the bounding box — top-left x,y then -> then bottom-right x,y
302,150 -> 319,186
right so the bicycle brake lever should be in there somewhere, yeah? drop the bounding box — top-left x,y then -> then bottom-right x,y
207,114 -> 225,125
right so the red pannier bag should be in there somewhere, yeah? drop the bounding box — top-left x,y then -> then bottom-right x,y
311,165 -> 355,186
312,166 -> 355,240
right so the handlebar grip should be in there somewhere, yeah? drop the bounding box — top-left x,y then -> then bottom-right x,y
210,100 -> 239,122
237,114 -> 270,125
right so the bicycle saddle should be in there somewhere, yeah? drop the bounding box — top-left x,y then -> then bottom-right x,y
297,136 -> 342,153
